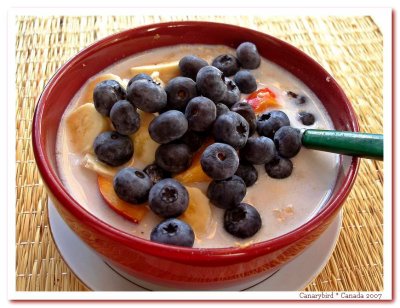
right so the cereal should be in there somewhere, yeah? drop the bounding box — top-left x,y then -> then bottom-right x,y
56,44 -> 338,248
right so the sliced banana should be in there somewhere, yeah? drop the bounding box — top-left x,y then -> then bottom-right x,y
130,61 -> 180,83
66,103 -> 110,153
130,111 -> 159,166
82,153 -> 119,178
150,71 -> 165,88
80,73 -> 124,104
121,78 -> 129,90
180,186 -> 213,238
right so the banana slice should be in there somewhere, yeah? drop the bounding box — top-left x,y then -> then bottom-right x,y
150,71 -> 165,88
80,73 -> 124,104
130,61 -> 180,83
180,186 -> 213,238
130,111 -> 159,166
121,79 -> 129,89
66,103 -> 110,153
82,153 -> 119,178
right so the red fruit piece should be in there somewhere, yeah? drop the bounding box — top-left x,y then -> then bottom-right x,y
174,139 -> 213,184
246,87 -> 281,113
98,176 -> 149,223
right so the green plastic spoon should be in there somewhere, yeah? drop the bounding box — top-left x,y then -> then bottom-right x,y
301,129 -> 383,161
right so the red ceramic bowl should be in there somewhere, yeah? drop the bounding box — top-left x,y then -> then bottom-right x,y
33,21 -> 360,290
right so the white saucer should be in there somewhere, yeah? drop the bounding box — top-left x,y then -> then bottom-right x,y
48,200 -> 342,292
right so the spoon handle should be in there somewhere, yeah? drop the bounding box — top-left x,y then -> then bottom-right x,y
301,129 -> 383,160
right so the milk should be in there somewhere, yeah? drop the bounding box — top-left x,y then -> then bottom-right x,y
56,45 -> 338,248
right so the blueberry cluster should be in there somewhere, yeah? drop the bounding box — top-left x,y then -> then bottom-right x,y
90,42 -> 305,247
255,110 -> 302,178
200,109 -> 304,239
90,74 -> 194,247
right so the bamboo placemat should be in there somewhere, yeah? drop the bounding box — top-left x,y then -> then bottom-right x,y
15,15 -> 383,292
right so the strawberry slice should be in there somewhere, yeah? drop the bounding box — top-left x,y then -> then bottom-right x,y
246,87 -> 281,113
98,176 -> 149,223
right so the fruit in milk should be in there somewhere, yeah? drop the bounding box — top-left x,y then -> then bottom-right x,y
98,175 -> 149,223
65,103 -> 110,153
60,43 -> 337,249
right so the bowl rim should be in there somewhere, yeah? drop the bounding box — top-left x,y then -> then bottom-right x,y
32,20 -> 360,264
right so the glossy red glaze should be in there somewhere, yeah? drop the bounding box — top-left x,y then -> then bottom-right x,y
32,21 -> 360,289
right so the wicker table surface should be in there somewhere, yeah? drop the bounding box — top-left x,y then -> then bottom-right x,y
15,15 -> 383,292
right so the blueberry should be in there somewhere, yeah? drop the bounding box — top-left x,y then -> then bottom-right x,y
287,91 -> 298,98
110,100 -> 140,135
207,175 -> 246,209
144,163 -> 171,184
93,80 -> 126,116
149,179 -> 189,218
224,203 -> 262,238
212,54 -> 240,76
219,77 -> 240,107
256,110 -> 290,139
236,42 -> 261,70
149,110 -> 188,144
213,111 -> 249,149
150,218 -> 194,247
93,131 -> 133,167
185,96 -> 216,132
155,143 -> 192,174
235,161 -> 258,187
177,130 -> 207,152
287,91 -> 307,104
179,55 -> 208,81
265,156 -> 293,179
196,66 -> 227,102
230,101 -> 257,136
216,103 -> 230,117
298,96 -> 307,104
298,111 -> 315,126
127,73 -> 153,88
200,143 -> 239,180
240,136 -> 276,165
127,79 -> 167,113
113,167 -> 153,204
165,77 -> 197,111
274,126 -> 302,158
233,70 -> 257,94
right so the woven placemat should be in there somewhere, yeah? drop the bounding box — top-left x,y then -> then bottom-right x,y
15,15 -> 383,292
